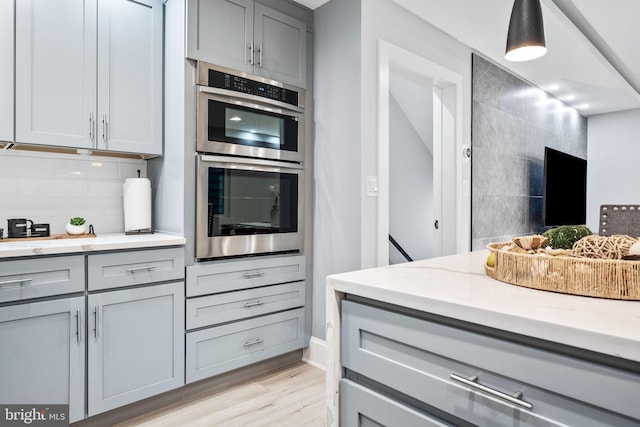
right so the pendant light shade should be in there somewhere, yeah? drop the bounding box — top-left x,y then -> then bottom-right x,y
505,0 -> 547,62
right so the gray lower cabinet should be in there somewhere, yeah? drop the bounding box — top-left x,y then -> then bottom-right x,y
185,255 -> 306,384
340,380 -> 450,427
341,300 -> 640,427
0,246 -> 186,422
0,297 -> 85,423
87,281 -> 184,416
186,308 -> 304,383
0,255 -> 84,303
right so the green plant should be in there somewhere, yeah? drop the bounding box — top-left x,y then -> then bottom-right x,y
69,217 -> 86,226
543,225 -> 592,249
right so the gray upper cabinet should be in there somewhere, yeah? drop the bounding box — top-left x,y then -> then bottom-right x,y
0,0 -> 14,143
15,0 -> 96,149
187,0 -> 307,88
15,0 -> 163,155
0,297 -> 85,423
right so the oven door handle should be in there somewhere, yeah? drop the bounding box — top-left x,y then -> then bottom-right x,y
197,86 -> 304,114
198,154 -> 304,170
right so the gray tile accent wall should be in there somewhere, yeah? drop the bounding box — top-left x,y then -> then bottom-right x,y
471,54 -> 587,250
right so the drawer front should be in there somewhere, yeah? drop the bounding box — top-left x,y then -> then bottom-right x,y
340,379 -> 452,427
186,308 -> 305,383
0,256 -> 84,302
186,255 -> 305,297
88,247 -> 185,291
342,301 -> 640,426
186,281 -> 305,330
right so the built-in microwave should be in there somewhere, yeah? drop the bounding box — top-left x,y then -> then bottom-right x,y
196,62 -> 305,163
196,154 -> 304,260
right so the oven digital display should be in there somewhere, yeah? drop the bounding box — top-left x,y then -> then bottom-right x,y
207,69 -> 299,107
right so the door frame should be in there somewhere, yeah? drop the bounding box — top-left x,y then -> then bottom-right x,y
376,39 -> 466,266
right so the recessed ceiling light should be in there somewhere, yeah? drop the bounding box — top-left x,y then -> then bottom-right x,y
547,84 -> 559,91
562,95 -> 575,101
578,103 -> 590,109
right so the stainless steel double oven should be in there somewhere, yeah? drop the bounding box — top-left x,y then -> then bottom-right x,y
195,62 -> 305,259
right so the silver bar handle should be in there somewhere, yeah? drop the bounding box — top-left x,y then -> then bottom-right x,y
244,300 -> 264,308
450,374 -> 533,410
89,113 -> 93,140
244,338 -> 264,347
125,265 -> 157,273
248,41 -> 254,65
257,45 -> 262,67
243,271 -> 264,279
76,309 -> 82,343
0,278 -> 33,286
94,306 -> 100,338
102,114 -> 108,142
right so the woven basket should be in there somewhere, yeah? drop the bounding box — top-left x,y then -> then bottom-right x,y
485,243 -> 640,300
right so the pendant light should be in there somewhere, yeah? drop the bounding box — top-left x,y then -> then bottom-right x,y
505,0 -> 547,62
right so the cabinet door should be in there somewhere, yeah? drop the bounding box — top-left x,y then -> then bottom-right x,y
15,0 -> 96,148
340,380 -> 452,427
0,297 -> 85,423
97,0 -> 163,155
87,282 -> 184,416
186,0 -> 254,74
254,3 -> 306,88
0,0 -> 13,143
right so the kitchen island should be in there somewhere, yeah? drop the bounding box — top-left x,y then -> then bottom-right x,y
326,250 -> 640,426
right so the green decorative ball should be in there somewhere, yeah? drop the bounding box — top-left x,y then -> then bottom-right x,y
543,225 -> 592,249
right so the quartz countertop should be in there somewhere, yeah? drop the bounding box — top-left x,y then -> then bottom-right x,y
327,250 -> 640,363
0,233 -> 186,258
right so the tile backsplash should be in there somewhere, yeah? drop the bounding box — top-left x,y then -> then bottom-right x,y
0,149 -> 147,236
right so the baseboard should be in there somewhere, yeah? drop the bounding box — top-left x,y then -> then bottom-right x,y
302,336 -> 326,371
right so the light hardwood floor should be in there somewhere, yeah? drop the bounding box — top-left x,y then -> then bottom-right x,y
113,362 -> 326,427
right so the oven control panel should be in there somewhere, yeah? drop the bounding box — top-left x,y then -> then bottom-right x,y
207,69 -> 299,107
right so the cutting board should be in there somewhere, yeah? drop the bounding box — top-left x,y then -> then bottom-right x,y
1,233 -> 97,243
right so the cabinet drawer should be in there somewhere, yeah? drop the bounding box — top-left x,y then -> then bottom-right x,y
186,255 -> 305,297
340,379 -> 451,427
342,301 -> 640,426
88,247 -> 184,291
186,281 -> 305,330
0,255 -> 84,302
186,308 -> 304,383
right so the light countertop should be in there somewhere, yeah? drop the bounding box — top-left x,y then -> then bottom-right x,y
0,232 -> 186,258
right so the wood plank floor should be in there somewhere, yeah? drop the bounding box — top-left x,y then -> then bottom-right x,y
113,362 -> 326,427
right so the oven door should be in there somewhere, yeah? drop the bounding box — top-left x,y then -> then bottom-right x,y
197,87 -> 304,163
196,155 -> 304,259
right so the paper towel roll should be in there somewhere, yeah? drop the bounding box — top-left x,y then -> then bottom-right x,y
123,178 -> 152,232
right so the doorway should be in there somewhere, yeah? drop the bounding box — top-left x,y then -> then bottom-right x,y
377,40 -> 467,266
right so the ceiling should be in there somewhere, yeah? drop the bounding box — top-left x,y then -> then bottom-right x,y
294,0 -> 640,116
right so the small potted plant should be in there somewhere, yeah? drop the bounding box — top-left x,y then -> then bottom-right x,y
66,217 -> 87,235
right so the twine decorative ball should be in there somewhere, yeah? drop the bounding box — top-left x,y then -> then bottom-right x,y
571,235 -> 638,259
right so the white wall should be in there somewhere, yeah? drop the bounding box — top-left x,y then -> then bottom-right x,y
586,108 -> 640,233
0,149 -> 146,235
313,0 -> 472,340
389,93 -> 434,262
313,0 -> 362,339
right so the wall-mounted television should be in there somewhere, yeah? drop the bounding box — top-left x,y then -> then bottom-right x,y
543,147 -> 587,227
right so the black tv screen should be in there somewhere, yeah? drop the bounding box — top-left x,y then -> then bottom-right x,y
543,147 -> 587,226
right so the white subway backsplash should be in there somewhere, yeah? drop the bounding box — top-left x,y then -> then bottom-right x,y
0,150 -> 147,236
